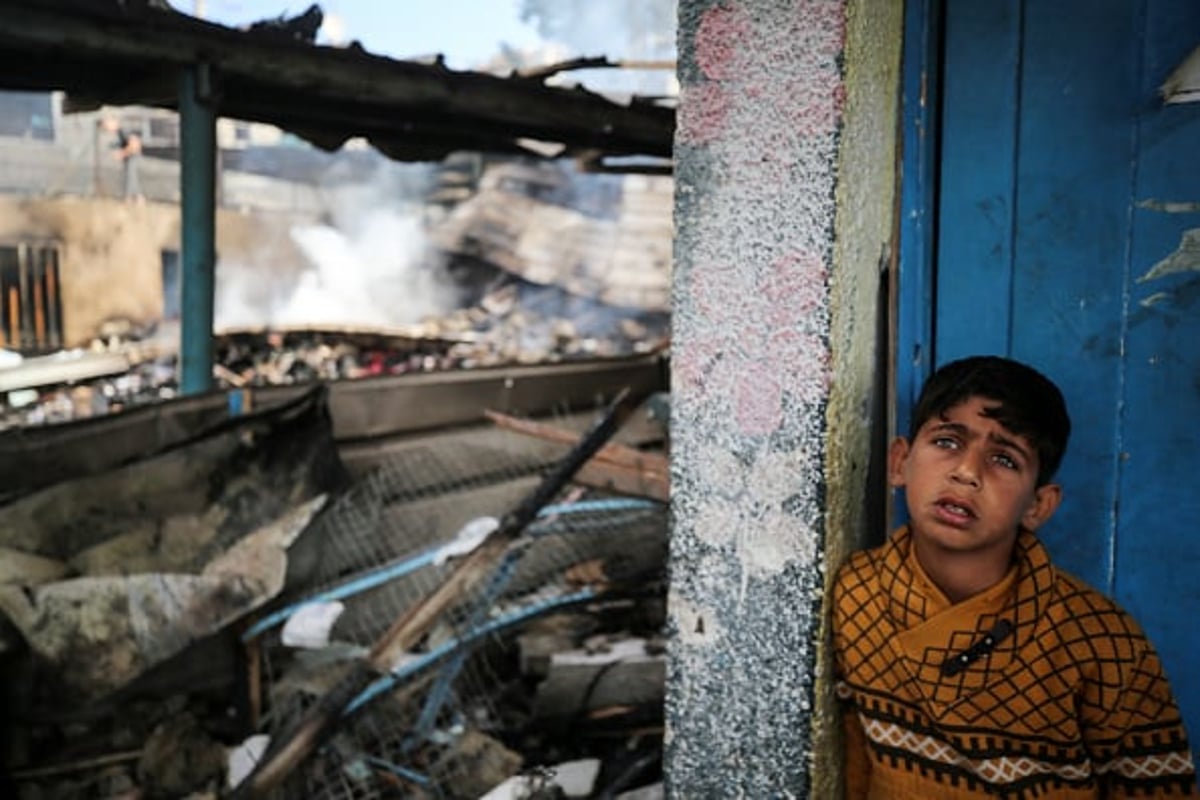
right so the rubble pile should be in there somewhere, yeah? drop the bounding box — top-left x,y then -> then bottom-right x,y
0,386 -> 670,799
212,328 -> 458,386
416,280 -> 670,368
0,285 -> 668,430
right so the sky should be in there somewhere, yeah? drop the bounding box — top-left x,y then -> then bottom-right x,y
193,0 -> 678,95
196,0 -> 552,70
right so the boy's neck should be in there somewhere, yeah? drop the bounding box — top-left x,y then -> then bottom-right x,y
912,534 -> 1016,604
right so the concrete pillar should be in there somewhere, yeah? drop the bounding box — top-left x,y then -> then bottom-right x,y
178,64 -> 217,396
666,1 -> 902,796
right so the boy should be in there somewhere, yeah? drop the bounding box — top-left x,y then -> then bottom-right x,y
833,356 -> 1199,798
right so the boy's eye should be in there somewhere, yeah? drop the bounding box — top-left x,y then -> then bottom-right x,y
932,436 -> 958,450
992,453 -> 1018,470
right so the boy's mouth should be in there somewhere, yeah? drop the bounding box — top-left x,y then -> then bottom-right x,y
935,497 -> 976,523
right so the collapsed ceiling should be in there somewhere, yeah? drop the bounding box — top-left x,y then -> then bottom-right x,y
0,0 -> 676,164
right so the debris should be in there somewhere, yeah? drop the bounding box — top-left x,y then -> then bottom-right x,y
0,386 -> 343,562
226,735 -> 271,792
0,311 -> 666,430
433,516 -> 501,565
436,730 -> 523,798
0,495 -> 326,701
485,409 -> 668,501
0,377 -> 670,799
0,547 -> 67,586
531,638 -> 666,724
245,2 -> 323,44
480,758 -> 601,799
430,162 -> 673,314
280,601 -> 346,650
616,783 -> 664,800
232,389 -> 638,797
8,749 -> 143,783
0,349 -> 130,394
136,711 -> 226,798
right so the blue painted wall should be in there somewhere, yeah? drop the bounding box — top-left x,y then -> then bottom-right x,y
902,0 -> 1200,760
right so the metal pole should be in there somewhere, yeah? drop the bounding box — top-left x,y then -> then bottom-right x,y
178,65 -> 216,395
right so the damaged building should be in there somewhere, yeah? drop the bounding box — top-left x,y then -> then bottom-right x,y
0,103 -> 672,429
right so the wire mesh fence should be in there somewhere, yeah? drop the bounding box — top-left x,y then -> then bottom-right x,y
242,422 -> 668,799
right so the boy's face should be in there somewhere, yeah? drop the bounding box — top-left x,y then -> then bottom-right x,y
889,395 -> 1062,562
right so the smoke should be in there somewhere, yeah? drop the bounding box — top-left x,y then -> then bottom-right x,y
517,0 -> 677,95
319,12 -> 347,47
279,211 -> 450,328
214,161 -> 459,330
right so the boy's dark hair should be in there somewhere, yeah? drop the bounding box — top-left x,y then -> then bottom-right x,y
910,356 -> 1071,486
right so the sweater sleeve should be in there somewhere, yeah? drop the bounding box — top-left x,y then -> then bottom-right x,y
1084,646 -> 1199,798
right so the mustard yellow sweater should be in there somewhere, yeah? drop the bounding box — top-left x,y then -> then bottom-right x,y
833,527 -> 1199,799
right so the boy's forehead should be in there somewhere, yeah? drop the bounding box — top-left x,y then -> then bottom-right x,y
923,396 -> 1031,442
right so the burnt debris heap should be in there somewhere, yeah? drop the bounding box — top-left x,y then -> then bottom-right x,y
0,378 -> 672,799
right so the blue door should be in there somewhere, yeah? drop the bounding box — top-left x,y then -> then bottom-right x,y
901,0 -> 1200,759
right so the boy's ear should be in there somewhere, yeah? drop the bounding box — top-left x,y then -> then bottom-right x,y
1022,483 -> 1062,531
887,437 -> 910,487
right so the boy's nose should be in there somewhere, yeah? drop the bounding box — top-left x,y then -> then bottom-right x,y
950,453 -> 982,488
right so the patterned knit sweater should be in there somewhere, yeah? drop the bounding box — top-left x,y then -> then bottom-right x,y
833,527 -> 1199,798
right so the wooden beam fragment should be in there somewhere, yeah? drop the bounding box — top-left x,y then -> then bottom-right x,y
0,3 -> 674,158
484,409 -> 668,501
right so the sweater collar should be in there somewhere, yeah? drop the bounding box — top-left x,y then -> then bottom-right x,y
876,525 -> 1056,650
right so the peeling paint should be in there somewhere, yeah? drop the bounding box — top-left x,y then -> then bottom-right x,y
1136,198 -> 1200,214
1138,228 -> 1200,282
1161,43 -> 1200,104
1140,291 -> 1171,308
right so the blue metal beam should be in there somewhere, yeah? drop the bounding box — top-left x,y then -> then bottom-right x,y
178,65 -> 216,395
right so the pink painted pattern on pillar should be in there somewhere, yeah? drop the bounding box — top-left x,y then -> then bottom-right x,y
733,365 -> 784,436
678,4 -> 750,146
681,251 -> 831,434
669,0 -> 850,790
677,82 -> 732,146
676,0 -> 845,436
694,4 -> 751,80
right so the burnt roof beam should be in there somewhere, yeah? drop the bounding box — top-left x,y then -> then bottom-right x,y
0,3 -> 675,160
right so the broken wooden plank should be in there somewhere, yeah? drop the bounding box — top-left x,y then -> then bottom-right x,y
484,409 -> 668,501
571,459 -> 669,503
